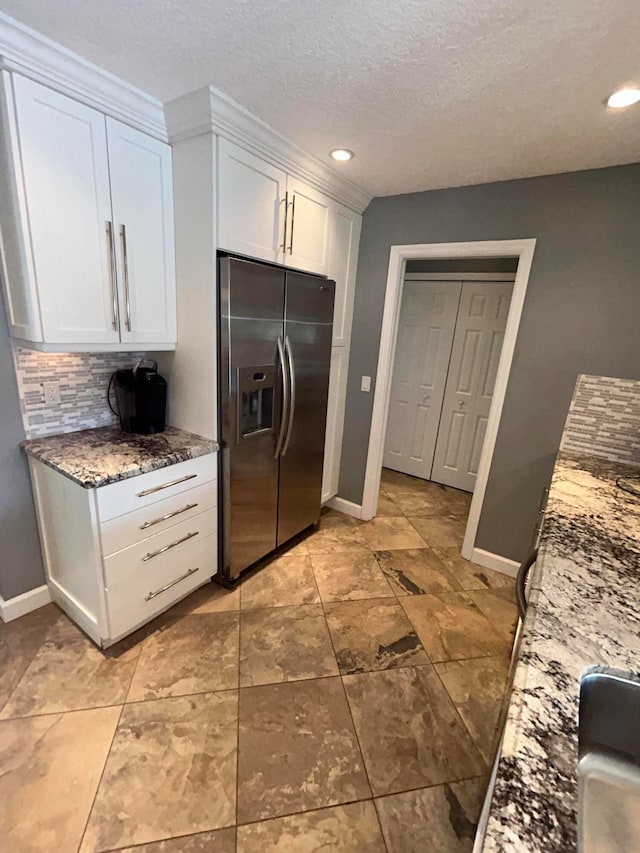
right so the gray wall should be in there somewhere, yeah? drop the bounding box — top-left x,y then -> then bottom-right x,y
339,163 -> 640,563
0,289 -> 45,600
406,257 -> 518,274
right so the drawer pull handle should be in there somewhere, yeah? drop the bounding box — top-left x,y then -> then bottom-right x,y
142,531 -> 199,561
144,566 -> 200,601
137,473 -> 197,498
140,503 -> 198,530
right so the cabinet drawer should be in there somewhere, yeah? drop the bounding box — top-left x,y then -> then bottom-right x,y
100,480 -> 217,556
103,507 -> 217,588
97,454 -> 217,521
106,531 -> 216,641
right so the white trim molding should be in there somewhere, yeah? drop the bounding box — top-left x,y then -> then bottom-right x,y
470,548 -> 520,578
0,12 -> 166,140
164,86 -> 372,214
361,238 -> 537,566
325,496 -> 364,520
0,584 -> 51,622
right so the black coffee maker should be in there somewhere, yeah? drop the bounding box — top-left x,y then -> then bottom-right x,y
109,359 -> 167,435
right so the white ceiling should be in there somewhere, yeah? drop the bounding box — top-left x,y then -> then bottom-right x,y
1,0 -> 639,196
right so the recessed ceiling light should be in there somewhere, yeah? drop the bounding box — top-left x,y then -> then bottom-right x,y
330,148 -> 354,162
606,87 -> 640,109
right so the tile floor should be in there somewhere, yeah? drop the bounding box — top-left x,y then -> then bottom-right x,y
0,468 -> 518,852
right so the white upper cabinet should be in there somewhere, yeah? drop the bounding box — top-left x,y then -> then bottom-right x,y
217,138 -> 287,263
328,202 -> 361,346
106,118 -> 176,345
0,73 -> 176,351
217,138 -> 332,275
9,74 -> 117,345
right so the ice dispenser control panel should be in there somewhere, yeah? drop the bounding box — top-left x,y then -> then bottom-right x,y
236,365 -> 277,443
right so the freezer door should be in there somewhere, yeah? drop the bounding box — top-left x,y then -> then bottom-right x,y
277,271 -> 335,545
219,256 -> 285,578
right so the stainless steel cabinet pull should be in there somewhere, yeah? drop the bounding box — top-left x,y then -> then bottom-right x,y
119,224 -> 132,332
137,473 -> 197,497
287,194 -> 296,253
142,530 -> 199,561
282,335 -> 296,456
144,566 -> 200,601
140,503 -> 198,530
279,191 -> 289,253
105,221 -> 119,331
274,335 -> 289,459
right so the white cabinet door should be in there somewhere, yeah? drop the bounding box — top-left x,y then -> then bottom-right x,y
11,75 -> 118,344
383,281 -> 461,478
322,346 -> 350,503
431,281 -> 513,491
217,138 -> 287,263
328,203 -> 361,346
106,118 -> 176,345
286,177 -> 331,276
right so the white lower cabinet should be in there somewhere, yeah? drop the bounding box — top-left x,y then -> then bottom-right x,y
28,453 -> 218,647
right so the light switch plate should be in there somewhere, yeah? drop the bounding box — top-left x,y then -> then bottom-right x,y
361,375 -> 371,392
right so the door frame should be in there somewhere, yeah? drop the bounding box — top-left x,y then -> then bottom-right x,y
361,239 -> 536,573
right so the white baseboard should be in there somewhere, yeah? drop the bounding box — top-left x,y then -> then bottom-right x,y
471,547 -> 519,578
325,496 -> 364,520
0,584 -> 52,623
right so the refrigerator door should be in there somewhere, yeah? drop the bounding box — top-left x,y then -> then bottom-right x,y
277,270 -> 335,545
219,256 -> 285,578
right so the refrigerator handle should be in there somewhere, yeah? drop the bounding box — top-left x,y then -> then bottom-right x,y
274,335 -> 289,459
282,335 -> 296,456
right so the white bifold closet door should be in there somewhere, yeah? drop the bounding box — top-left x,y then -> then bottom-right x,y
431,280 -> 513,491
383,281 -> 462,478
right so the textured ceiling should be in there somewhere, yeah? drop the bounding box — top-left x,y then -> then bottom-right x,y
1,0 -> 639,196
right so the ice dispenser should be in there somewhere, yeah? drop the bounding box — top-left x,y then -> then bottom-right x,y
236,365 -> 278,443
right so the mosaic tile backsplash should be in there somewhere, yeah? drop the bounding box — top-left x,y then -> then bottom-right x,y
12,345 -> 148,438
561,374 -> 640,466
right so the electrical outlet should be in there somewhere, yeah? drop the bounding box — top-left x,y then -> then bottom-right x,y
42,381 -> 61,404
361,375 -> 371,392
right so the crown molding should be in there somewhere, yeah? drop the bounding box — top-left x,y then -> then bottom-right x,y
0,12 -> 166,140
165,85 -> 372,213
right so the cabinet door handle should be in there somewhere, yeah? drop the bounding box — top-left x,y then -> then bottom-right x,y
144,566 -> 200,601
279,191 -> 289,253
287,194 -> 296,254
142,530 -> 199,561
119,224 -> 132,332
136,473 -> 197,497
105,221 -> 119,331
140,502 -> 198,530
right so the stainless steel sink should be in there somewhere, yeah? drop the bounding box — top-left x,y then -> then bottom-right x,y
578,669 -> 640,852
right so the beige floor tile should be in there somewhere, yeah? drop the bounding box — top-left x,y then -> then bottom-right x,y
443,487 -> 473,516
0,603 -> 62,713
283,538 -> 309,557
375,548 -> 461,595
435,656 -> 510,764
82,692 -> 238,851
237,801 -> 386,852
1,615 -> 140,718
408,516 -> 467,549
434,547 -> 516,591
380,469 -> 444,497
343,667 -> 485,796
325,598 -> 429,674
171,582 -> 240,615
310,549 -> 394,602
374,492 -> 404,516
400,592 -> 507,662
467,588 -> 519,644
237,677 -> 370,823
305,519 -> 368,554
127,612 -> 239,701
115,827 -> 236,852
0,706 -> 121,853
240,604 -> 338,687
361,516 -> 428,551
390,490 -> 450,517
241,554 -> 320,610
375,777 -> 487,852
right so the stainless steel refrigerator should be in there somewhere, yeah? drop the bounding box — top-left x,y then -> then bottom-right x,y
218,255 -> 335,581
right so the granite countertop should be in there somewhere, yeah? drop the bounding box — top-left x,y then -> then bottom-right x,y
482,452 -> 640,851
22,425 -> 218,489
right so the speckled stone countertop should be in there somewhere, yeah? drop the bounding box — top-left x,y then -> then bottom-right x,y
482,452 -> 640,851
22,426 -> 218,489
